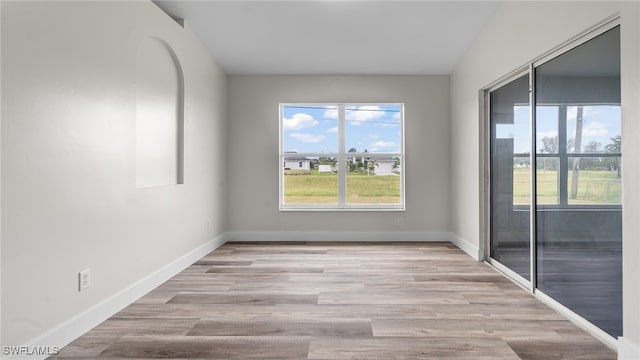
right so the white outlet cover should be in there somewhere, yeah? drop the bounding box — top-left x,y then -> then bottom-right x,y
79,269 -> 91,291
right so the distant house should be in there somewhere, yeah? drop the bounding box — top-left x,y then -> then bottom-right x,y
365,156 -> 399,175
375,159 -> 396,175
283,153 -> 310,170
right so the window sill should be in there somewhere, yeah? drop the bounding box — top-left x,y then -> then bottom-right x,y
280,205 -> 405,212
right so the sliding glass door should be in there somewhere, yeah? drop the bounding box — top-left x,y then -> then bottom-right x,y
534,26 -> 621,337
488,25 -> 621,338
489,74 -> 531,282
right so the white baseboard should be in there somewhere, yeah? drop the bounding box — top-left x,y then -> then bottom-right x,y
535,290 -> 618,351
225,231 -> 451,243
619,337 -> 640,360
226,231 -> 481,261
12,230 -> 481,359
449,233 -> 481,260
11,233 -> 228,360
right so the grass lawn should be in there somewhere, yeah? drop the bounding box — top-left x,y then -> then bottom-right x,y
284,170 -> 401,204
284,168 -> 620,206
513,168 -> 621,205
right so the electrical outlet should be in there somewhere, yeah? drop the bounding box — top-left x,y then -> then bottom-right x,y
78,269 -> 91,291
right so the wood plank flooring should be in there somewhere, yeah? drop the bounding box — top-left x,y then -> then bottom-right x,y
52,242 -> 616,359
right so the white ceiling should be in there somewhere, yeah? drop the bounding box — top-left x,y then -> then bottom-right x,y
153,1 -> 500,75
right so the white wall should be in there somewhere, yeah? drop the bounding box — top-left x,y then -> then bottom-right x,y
450,1 -> 640,355
1,1 -> 227,348
228,76 -> 450,235
0,0 -> 3,349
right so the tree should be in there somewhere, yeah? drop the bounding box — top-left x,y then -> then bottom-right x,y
567,138 -> 575,153
580,140 -> 604,171
583,140 -> 602,153
539,136 -> 559,173
393,157 -> 401,170
347,148 -> 358,172
605,135 -> 622,177
319,157 -> 338,171
540,136 -> 558,154
367,159 -> 378,176
570,106 -> 584,199
514,155 -> 530,168
328,157 -> 337,171
605,135 -> 621,153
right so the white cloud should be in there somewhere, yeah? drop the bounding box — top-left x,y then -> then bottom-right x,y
326,127 -> 338,133
346,105 -> 385,125
536,130 -> 557,139
379,122 -> 400,128
322,106 -> 396,126
283,113 -> 318,130
290,133 -> 325,143
324,107 -> 338,119
369,140 -> 396,152
567,106 -> 602,122
582,121 -> 609,137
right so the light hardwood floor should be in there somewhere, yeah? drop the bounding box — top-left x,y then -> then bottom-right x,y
53,242 -> 617,359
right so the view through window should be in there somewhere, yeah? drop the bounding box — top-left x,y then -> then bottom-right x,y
495,104 -> 621,206
280,104 -> 404,210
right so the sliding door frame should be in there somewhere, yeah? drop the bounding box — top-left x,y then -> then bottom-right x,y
481,15 -> 621,349
482,66 -> 532,291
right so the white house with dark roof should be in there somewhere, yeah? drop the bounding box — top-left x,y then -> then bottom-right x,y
283,153 -> 310,170
356,155 -> 399,175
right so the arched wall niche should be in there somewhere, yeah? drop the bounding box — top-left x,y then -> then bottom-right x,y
135,36 -> 185,188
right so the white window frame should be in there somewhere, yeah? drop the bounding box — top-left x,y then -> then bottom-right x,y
279,103 -> 405,211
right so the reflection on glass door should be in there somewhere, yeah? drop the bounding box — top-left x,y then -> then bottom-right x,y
535,26 -> 622,337
489,74 -> 531,281
488,25 -> 622,339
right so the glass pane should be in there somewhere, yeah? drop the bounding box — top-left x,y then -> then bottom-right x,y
345,105 -> 402,154
535,106 -> 559,154
344,104 -> 402,205
535,26 -> 621,337
513,156 -> 530,205
282,105 -> 338,153
566,105 -> 621,153
283,163 -> 338,205
567,157 -> 621,205
282,104 -> 340,206
346,155 -> 401,204
536,156 -> 559,205
489,74 -> 531,281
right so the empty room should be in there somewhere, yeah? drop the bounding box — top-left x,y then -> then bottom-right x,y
2,1 -> 640,359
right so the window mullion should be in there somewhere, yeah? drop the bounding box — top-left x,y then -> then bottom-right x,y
338,104 -> 346,207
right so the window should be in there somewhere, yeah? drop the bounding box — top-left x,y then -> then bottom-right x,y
534,105 -> 621,207
280,103 -> 404,210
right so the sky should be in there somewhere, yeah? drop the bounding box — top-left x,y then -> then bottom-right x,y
282,104 -> 402,154
496,105 -> 621,154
